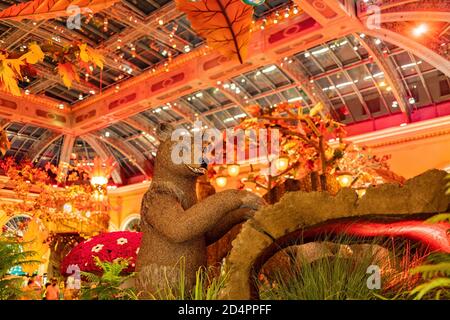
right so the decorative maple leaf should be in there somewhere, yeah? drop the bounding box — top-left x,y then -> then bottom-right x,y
0,129 -> 11,155
176,0 -> 254,63
57,62 -> 79,88
0,54 -> 25,96
78,43 -> 104,69
0,0 -> 120,21
20,42 -> 45,64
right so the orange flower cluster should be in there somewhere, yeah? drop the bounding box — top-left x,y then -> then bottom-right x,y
0,157 -> 109,236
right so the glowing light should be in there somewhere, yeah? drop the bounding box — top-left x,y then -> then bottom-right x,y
63,203 -> 73,213
215,176 -> 227,188
275,157 -> 289,172
408,97 -> 416,104
288,97 -> 303,103
262,65 -> 277,73
227,164 -> 240,177
336,172 -> 353,188
91,176 -> 108,186
356,189 -> 366,198
413,23 -> 428,37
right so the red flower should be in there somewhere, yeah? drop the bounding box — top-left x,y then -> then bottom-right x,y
61,231 -> 142,275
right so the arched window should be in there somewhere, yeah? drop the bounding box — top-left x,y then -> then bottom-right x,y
121,215 -> 141,232
3,215 -> 31,237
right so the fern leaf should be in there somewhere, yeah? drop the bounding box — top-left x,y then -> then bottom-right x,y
409,278 -> 450,300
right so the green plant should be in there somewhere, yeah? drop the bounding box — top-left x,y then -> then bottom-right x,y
80,256 -> 136,300
190,266 -> 229,300
408,214 -> 450,300
409,253 -> 450,300
256,235 -> 427,300
0,235 -> 38,300
258,249 -> 382,300
144,257 -> 229,300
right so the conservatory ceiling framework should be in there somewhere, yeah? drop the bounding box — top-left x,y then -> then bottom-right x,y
0,0 -> 449,184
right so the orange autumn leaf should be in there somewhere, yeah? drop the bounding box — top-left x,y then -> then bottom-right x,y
176,0 -> 254,64
0,129 -> 10,155
0,54 -> 25,96
0,0 -> 120,21
57,62 -> 79,88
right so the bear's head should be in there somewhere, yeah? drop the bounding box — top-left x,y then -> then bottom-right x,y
153,123 -> 208,178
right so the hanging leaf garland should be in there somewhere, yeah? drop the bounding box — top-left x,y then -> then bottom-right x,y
42,42 -> 104,89
176,0 -> 254,64
0,0 -> 121,21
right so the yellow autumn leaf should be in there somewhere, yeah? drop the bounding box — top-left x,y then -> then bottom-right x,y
284,141 -> 298,150
309,102 -> 324,117
78,43 -> 104,69
89,48 -> 104,69
20,42 -> 45,64
0,55 -> 24,96
79,43 -> 89,63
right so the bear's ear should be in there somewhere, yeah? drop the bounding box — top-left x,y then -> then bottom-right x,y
156,122 -> 175,141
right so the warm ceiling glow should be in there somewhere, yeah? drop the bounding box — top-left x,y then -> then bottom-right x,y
412,24 -> 428,37
215,176 -> 227,188
227,164 -> 240,177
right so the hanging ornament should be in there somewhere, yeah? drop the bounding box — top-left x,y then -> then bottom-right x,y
242,0 -> 265,6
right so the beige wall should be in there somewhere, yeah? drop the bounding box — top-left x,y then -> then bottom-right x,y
107,182 -> 150,231
371,133 -> 450,179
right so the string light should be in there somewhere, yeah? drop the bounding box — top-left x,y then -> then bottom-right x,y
250,4 -> 302,32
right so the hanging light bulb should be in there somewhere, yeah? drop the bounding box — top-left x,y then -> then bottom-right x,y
215,176 -> 228,188
227,164 -> 240,177
336,172 -> 353,188
275,156 -> 289,171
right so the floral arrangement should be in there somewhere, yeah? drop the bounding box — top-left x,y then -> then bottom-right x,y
0,157 -> 110,235
61,231 -> 142,275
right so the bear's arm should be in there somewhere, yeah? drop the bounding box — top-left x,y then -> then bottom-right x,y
145,190 -> 244,243
205,207 -> 254,245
